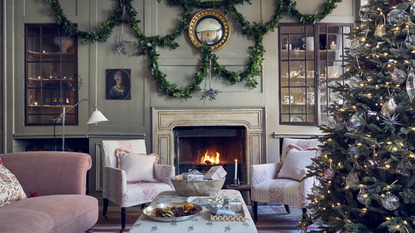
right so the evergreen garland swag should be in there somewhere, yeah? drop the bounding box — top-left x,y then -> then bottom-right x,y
45,0 -> 341,99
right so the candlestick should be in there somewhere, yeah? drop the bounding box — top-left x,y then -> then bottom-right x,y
330,41 -> 336,50
235,159 -> 238,180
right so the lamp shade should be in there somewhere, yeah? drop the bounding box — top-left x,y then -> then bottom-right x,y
87,110 -> 109,124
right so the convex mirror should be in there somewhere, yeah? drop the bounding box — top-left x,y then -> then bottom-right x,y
189,9 -> 231,51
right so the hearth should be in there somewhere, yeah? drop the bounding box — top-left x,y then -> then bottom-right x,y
174,126 -> 246,187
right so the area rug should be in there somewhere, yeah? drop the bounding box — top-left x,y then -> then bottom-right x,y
92,205 -> 320,233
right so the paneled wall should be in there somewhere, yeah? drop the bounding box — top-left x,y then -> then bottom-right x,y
2,0 -> 357,194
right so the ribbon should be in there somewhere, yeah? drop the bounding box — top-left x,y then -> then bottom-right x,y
121,4 -> 126,41
209,57 -> 212,89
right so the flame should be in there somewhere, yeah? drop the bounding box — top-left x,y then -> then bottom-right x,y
200,150 -> 220,164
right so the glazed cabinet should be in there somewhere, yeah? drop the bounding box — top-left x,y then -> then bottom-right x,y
25,24 -> 78,125
279,23 -> 353,125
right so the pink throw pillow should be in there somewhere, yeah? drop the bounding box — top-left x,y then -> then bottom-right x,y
115,148 -> 159,182
276,148 -> 317,181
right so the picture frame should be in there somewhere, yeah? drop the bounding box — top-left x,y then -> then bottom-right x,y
106,69 -> 131,100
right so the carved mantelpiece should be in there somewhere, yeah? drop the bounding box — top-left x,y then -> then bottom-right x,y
152,107 -> 265,183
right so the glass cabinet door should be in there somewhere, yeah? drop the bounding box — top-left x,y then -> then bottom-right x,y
280,25 -> 316,124
279,23 -> 352,125
318,25 -> 351,124
25,24 -> 78,125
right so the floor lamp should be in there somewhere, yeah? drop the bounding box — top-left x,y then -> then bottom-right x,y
53,99 -> 109,151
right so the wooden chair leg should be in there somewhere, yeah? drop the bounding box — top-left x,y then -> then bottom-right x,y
284,204 -> 291,214
102,198 -> 109,219
253,201 -> 258,223
302,208 -> 307,219
121,207 -> 126,232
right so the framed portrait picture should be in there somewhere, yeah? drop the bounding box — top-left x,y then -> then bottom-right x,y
106,69 -> 131,100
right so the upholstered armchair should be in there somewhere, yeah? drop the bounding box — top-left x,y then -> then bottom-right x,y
101,139 -> 175,231
250,138 -> 321,222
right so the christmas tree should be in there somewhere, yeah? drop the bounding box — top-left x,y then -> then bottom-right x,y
300,0 -> 415,232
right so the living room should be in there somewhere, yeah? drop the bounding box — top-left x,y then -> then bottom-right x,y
0,0 -> 358,232
0,0 -> 357,196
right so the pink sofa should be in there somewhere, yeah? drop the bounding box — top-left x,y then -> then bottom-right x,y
0,151 -> 98,233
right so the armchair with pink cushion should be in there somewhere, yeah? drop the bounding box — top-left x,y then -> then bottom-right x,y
101,139 -> 175,231
250,138 -> 321,222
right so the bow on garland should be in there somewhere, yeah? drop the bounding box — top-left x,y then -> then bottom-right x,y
45,0 -> 341,100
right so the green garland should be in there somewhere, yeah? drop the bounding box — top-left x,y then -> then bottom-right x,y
45,0 -> 341,99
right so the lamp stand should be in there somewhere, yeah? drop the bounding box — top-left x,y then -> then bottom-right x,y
62,107 -> 66,151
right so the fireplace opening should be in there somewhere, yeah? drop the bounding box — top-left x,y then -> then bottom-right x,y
174,126 -> 247,187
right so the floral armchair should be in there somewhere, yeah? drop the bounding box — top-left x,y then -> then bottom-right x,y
250,138 -> 321,222
101,139 -> 175,231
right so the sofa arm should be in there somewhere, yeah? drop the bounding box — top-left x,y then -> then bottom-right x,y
0,151 -> 91,196
155,164 -> 175,187
251,163 -> 280,187
102,166 -> 127,206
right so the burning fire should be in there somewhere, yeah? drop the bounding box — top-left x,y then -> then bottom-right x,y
200,150 -> 220,164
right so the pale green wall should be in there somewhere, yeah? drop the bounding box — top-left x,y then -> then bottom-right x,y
2,0 -> 357,191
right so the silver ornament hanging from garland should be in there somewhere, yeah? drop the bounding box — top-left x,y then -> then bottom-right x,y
407,68 -> 415,101
381,191 -> 400,211
357,188 -> 369,204
387,9 -> 407,26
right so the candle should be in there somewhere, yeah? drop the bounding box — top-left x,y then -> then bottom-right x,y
235,159 -> 238,180
330,41 -> 336,50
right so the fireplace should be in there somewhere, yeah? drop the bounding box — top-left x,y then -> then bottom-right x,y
152,107 -> 265,186
174,126 -> 246,187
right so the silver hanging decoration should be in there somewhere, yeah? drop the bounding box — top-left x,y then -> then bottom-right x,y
374,23 -> 386,37
345,170 -> 359,186
114,4 -> 131,56
349,39 -> 363,57
201,58 -> 221,101
381,97 -> 397,116
407,67 -> 415,101
387,68 -> 406,83
405,29 -> 413,47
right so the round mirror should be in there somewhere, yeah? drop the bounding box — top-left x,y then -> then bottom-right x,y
189,9 -> 231,51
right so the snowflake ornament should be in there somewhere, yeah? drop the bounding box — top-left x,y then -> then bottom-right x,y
114,40 -> 132,56
390,42 -> 410,58
380,112 -> 402,132
201,88 -> 221,101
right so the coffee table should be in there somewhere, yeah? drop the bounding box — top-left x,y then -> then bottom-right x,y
129,189 -> 258,233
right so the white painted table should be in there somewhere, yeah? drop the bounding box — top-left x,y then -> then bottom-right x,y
129,189 -> 258,233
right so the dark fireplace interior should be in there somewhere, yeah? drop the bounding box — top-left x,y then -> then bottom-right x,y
174,126 -> 247,187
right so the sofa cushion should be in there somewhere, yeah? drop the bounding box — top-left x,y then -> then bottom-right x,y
0,163 -> 27,207
0,194 -> 98,233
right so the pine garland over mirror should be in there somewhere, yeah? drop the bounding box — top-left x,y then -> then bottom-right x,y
45,0 -> 341,99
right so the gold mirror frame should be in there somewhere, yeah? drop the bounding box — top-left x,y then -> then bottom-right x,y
189,9 -> 231,52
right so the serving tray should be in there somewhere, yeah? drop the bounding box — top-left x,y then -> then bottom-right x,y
143,203 -> 203,222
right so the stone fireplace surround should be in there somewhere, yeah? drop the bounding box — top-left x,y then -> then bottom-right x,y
152,107 -> 265,184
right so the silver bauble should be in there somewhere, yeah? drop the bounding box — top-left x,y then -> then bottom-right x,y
381,191 -> 400,211
387,9 -> 407,26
